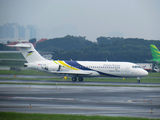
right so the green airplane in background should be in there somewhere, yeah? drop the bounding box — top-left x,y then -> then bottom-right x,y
148,44 -> 160,65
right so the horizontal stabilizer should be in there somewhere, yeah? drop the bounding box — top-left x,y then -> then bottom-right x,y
51,70 -> 92,75
146,59 -> 154,62
146,59 -> 159,64
7,44 -> 31,48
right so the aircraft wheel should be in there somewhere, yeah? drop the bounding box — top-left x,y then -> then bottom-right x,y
137,77 -> 140,83
72,77 -> 77,82
78,77 -> 83,82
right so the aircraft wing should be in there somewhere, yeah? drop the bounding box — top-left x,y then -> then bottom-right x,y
50,70 -> 93,75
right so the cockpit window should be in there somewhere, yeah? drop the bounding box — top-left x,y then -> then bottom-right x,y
132,66 -> 141,68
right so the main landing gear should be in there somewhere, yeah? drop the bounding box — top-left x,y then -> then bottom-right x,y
72,77 -> 84,82
137,77 -> 140,83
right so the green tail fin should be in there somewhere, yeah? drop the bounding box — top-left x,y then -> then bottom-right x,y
150,44 -> 160,60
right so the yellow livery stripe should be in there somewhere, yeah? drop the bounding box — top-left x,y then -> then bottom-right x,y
151,45 -> 157,49
58,61 -> 79,70
53,60 -> 58,64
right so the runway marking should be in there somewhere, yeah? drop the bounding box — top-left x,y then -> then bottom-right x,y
0,96 -> 75,101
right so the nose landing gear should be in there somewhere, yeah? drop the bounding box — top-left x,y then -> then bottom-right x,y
137,77 -> 140,83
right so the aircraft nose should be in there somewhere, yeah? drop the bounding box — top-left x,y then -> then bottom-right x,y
143,70 -> 148,76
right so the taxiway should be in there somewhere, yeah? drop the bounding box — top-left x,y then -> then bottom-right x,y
0,84 -> 160,118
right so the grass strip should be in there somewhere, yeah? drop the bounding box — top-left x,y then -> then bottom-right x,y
0,112 -> 159,120
1,82 -> 160,87
0,77 -> 160,83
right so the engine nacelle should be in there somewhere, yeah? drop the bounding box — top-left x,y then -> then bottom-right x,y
24,63 -> 37,69
25,62 -> 60,71
48,64 -> 60,71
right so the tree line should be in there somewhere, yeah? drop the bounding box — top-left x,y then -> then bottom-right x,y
35,35 -> 160,63
1,35 -> 160,63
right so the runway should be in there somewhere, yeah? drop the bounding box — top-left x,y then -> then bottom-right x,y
0,84 -> 160,118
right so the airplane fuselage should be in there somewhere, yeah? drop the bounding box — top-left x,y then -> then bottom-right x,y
25,60 -> 148,78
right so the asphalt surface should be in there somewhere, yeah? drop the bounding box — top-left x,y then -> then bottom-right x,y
0,84 -> 160,118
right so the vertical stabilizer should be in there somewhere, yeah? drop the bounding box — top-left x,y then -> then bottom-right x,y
7,43 -> 46,63
150,44 -> 160,60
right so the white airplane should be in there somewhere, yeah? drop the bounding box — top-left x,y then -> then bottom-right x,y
8,43 -> 148,83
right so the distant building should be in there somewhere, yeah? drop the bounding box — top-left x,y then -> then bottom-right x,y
0,23 -> 37,43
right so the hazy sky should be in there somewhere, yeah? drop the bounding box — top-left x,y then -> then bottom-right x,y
0,0 -> 160,41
